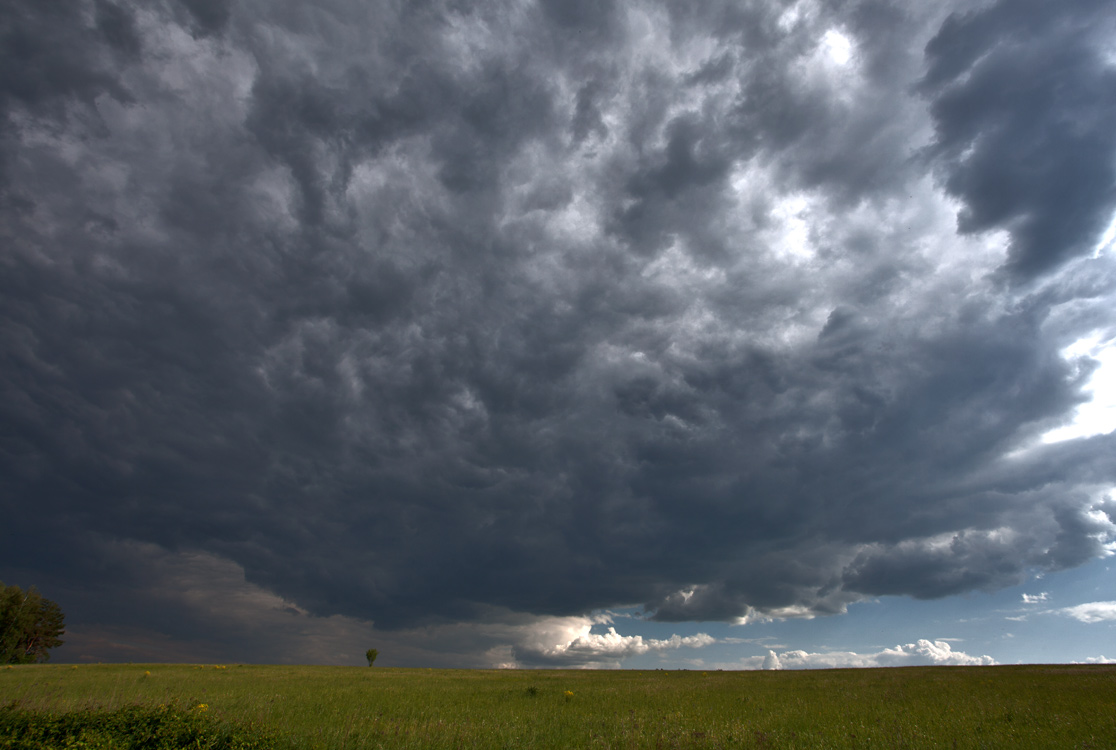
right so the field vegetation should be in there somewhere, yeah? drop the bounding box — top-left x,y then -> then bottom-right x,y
2,663 -> 1114,748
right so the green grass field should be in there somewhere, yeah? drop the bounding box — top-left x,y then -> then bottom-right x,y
2,663 -> 1114,748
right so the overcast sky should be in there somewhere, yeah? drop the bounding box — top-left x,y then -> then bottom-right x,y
2,0 -> 1115,670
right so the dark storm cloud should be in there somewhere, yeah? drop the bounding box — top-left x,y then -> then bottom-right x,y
2,0 -> 1115,663
175,0 -> 233,36
920,0 -> 1116,279
0,1 -> 127,109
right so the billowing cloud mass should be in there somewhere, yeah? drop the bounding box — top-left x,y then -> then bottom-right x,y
750,640 -> 995,670
513,621 -> 715,668
2,0 -> 1116,665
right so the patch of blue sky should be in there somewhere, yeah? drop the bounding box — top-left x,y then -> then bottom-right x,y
599,556 -> 1115,669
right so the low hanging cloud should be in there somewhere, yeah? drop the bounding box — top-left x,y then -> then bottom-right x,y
47,541 -> 708,669
751,640 -> 995,670
1075,656 -> 1116,664
2,0 -> 1116,664
48,542 -> 382,666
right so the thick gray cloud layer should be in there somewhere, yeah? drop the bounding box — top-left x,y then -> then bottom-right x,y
2,0 -> 1115,661
921,0 -> 1116,277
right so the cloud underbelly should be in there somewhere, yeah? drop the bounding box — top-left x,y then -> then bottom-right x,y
0,0 -> 1114,654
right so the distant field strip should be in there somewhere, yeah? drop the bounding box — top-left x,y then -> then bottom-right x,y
2,664 -> 1114,748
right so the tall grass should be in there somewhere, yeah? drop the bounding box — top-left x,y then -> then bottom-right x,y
2,663 -> 1114,748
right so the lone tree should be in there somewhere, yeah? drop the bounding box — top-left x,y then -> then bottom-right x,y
365,648 -> 378,666
0,582 -> 65,664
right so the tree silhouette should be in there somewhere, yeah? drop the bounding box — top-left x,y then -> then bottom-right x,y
0,582 -> 65,664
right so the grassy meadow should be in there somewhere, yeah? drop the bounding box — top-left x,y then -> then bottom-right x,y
2,663 -> 1114,748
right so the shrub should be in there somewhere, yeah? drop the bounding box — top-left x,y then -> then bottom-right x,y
0,701 -> 274,750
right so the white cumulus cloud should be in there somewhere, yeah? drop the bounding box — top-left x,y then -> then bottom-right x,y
1060,601 -> 1116,623
513,621 -> 715,668
745,639 -> 995,670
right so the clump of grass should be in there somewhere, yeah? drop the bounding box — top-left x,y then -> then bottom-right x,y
0,701 -> 274,750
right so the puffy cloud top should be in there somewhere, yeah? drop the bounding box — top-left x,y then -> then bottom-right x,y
767,640 -> 995,670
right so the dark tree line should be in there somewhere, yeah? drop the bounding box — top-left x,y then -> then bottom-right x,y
0,582 -> 65,663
